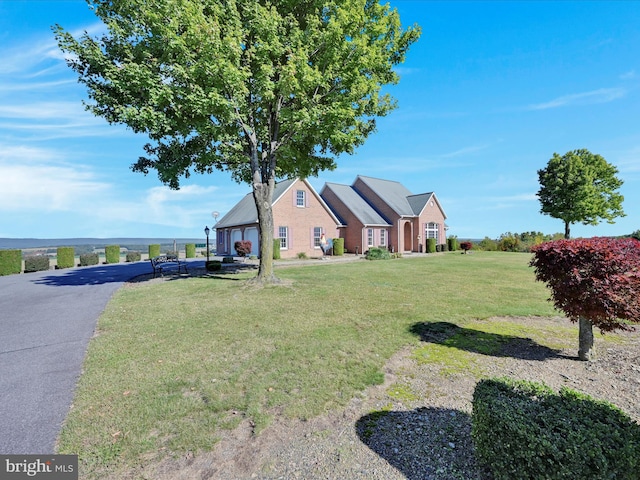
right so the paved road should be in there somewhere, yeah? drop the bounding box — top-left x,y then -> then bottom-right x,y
0,259 -> 203,454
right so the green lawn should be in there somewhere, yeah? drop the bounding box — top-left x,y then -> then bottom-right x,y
57,252 -> 561,477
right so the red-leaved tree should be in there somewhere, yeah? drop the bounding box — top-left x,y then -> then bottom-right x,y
460,241 -> 473,254
234,241 -> 252,258
530,237 -> 640,360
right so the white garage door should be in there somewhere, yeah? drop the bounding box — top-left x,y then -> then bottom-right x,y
231,229 -> 243,254
245,227 -> 260,256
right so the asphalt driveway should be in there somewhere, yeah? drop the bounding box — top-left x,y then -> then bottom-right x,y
0,259 -> 202,454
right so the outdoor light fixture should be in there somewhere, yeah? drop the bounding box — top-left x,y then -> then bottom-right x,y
204,226 -> 210,263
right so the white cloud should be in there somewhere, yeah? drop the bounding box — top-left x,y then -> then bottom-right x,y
527,88 -> 626,110
620,70 -> 636,80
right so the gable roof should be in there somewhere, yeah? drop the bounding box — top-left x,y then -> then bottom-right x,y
354,175 -> 415,216
321,182 -> 390,226
215,178 -> 341,229
215,178 -> 297,228
407,192 -> 434,216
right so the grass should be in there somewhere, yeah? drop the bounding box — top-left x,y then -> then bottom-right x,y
58,251 -> 568,477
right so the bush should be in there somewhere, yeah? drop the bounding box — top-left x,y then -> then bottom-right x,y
530,237 -> 640,334
477,237 -> 497,251
149,244 -> 161,258
460,241 -> 473,253
472,377 -> 640,480
439,243 -> 448,252
0,249 -> 22,276
24,255 -> 50,273
105,245 -> 120,264
222,256 -> 235,263
297,252 -> 308,259
54,247 -> 74,269
126,251 -> 141,262
365,247 -> 391,260
234,240 -> 252,257
332,238 -> 344,256
426,238 -> 436,253
206,260 -> 221,271
185,243 -> 196,258
447,236 -> 458,251
273,238 -> 281,260
79,253 -> 99,267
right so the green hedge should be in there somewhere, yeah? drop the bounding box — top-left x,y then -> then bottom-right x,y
273,239 -> 281,260
206,260 -> 221,271
472,377 -> 640,480
185,243 -> 196,258
448,236 -> 458,251
149,244 -> 161,258
56,247 -> 75,269
24,255 -> 50,273
126,251 -> 141,262
79,253 -> 99,267
105,245 -> 120,264
0,249 -> 22,276
365,247 -> 391,260
332,238 -> 344,256
426,238 -> 437,253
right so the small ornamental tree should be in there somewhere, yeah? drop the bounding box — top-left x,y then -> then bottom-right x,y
530,237 -> 640,361
460,241 -> 473,254
234,240 -> 252,257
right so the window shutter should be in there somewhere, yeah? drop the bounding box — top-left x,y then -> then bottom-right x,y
306,191 -> 310,208
288,227 -> 293,248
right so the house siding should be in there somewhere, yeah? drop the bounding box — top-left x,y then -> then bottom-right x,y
273,180 -> 340,259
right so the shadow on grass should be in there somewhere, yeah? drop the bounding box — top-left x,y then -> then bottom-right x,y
356,407 -> 482,479
409,321 -> 567,361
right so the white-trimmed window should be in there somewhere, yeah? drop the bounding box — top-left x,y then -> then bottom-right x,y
313,227 -> 322,247
367,228 -> 374,247
278,226 -> 289,249
296,190 -> 306,207
379,229 -> 386,246
426,223 -> 439,242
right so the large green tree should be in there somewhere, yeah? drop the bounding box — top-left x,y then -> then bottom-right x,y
537,149 -> 625,239
55,0 -> 420,283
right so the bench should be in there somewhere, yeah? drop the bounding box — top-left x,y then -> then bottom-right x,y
150,254 -> 188,277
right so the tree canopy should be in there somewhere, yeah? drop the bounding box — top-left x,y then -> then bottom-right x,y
55,0 -> 420,282
536,149 -> 624,239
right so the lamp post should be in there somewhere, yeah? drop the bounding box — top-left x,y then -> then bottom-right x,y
204,226 -> 210,264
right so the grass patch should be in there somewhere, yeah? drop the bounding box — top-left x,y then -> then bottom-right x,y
58,252 -> 566,477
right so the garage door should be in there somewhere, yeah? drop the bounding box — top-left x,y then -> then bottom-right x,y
245,227 -> 260,256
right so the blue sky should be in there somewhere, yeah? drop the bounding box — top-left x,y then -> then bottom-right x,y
1,1 -> 638,240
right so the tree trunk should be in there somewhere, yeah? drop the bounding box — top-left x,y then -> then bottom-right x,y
251,175 -> 279,284
578,316 -> 595,361
564,221 -> 571,239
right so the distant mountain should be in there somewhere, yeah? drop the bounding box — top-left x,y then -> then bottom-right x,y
0,238 -> 204,249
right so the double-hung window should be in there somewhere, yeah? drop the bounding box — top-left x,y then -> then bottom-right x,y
367,228 -> 374,247
279,226 -> 289,249
313,227 -> 322,248
296,190 -> 306,207
379,229 -> 386,246
426,223 -> 439,243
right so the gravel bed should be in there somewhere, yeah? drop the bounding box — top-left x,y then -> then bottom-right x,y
137,316 -> 640,480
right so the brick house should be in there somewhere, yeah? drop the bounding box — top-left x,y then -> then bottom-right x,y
216,175 -> 447,258
215,178 -> 342,259
321,176 -> 447,254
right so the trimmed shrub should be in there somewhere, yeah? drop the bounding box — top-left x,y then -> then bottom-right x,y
0,249 -> 22,276
56,247 -> 75,269
447,236 -> 458,251
105,245 -> 120,264
185,243 -> 196,258
273,239 -> 281,260
206,260 -> 221,271
440,243 -> 448,252
222,256 -> 235,263
297,252 -> 308,260
530,237 -> 640,334
472,377 -> 640,480
24,255 -> 50,273
365,247 -> 391,260
426,238 -> 437,253
126,251 -> 141,262
149,244 -> 161,258
332,238 -> 344,256
79,253 -> 99,267
460,241 -> 473,253
234,240 -> 252,257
